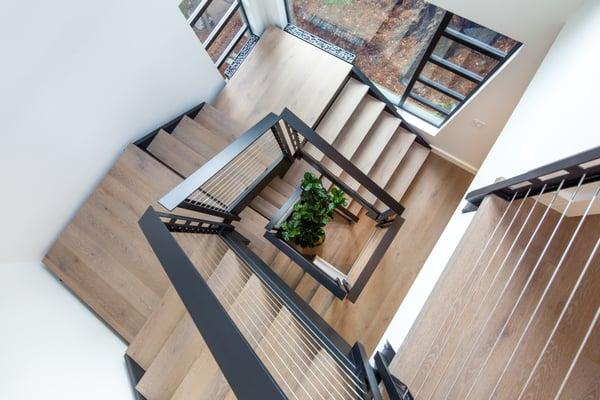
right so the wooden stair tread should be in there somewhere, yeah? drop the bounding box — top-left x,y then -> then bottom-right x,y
44,239 -> 148,343
347,130 -> 417,215
269,176 -> 296,198
172,115 -> 229,159
126,286 -> 186,370
295,349 -> 354,399
338,113 -> 402,192
147,130 -> 207,177
331,95 -> 385,157
250,195 -> 280,221
137,313 -> 205,400
315,77 -> 369,144
295,273 -> 321,304
261,185 -> 289,209
345,227 -> 388,285
232,208 -> 271,256
373,142 -> 430,210
194,104 -> 246,142
321,96 -> 385,177
44,145 -> 183,342
137,250 -> 247,400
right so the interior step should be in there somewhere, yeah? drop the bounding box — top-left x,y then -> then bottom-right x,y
347,132 -> 418,215
319,95 -> 385,176
136,249 -> 250,400
43,145 -> 183,342
373,142 -> 430,210
147,130 -> 207,177
194,104 -> 246,142
126,234 -> 228,370
250,176 -> 296,221
172,115 -> 229,159
233,207 -> 279,265
336,112 -> 402,191
315,77 -> 369,144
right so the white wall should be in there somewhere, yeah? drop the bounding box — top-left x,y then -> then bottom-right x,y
0,0 -> 224,263
421,0 -> 589,172
378,0 -> 600,354
0,262 -> 132,400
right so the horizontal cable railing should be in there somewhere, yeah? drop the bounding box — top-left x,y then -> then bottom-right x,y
159,113 -> 292,220
159,109 -> 403,225
464,145 -> 600,212
139,207 -> 380,399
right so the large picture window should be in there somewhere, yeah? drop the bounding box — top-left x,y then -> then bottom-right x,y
285,0 -> 521,127
179,0 -> 255,76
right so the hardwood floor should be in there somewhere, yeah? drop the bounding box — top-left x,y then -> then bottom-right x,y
213,26 -> 352,131
320,154 -> 473,353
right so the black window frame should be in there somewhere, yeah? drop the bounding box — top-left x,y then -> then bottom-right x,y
283,1 -> 522,128
185,0 -> 254,74
399,11 -> 522,127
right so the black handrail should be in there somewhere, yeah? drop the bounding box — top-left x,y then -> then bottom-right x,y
281,107 -> 405,219
351,343 -> 383,400
159,112 -> 284,211
155,211 -> 234,234
263,231 -> 348,300
224,233 -> 355,364
464,145 -> 600,212
139,207 -> 288,400
374,351 -> 414,400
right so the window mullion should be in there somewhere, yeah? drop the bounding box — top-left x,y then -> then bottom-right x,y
215,25 -> 248,68
399,12 -> 453,106
203,1 -> 241,50
187,0 -> 212,27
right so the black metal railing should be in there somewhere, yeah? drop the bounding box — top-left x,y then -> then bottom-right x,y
159,109 -> 403,225
373,345 -> 414,400
138,206 -> 393,399
464,145 -> 600,212
158,113 -> 292,221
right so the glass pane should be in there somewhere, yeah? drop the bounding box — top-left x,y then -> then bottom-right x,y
422,62 -> 477,96
403,97 -> 445,126
206,9 -> 245,62
433,36 -> 499,77
219,31 -> 251,76
191,0 -> 240,43
412,81 -> 459,113
448,15 -> 519,54
288,0 -> 446,95
179,0 -> 203,19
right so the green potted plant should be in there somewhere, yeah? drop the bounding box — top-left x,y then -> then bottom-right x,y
280,172 -> 347,257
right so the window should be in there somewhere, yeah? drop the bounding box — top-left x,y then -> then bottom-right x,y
285,1 -> 521,127
179,0 -> 255,76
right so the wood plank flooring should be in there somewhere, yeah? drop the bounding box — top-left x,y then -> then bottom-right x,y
320,154 -> 473,353
213,26 -> 352,131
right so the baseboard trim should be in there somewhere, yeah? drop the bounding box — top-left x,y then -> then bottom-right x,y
431,146 -> 478,175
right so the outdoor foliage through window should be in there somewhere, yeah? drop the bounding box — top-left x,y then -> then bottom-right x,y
287,0 -> 520,126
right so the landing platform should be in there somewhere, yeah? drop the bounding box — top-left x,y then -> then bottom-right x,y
213,26 -> 353,130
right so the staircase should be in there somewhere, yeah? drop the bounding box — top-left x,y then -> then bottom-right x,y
43,27 -> 431,399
